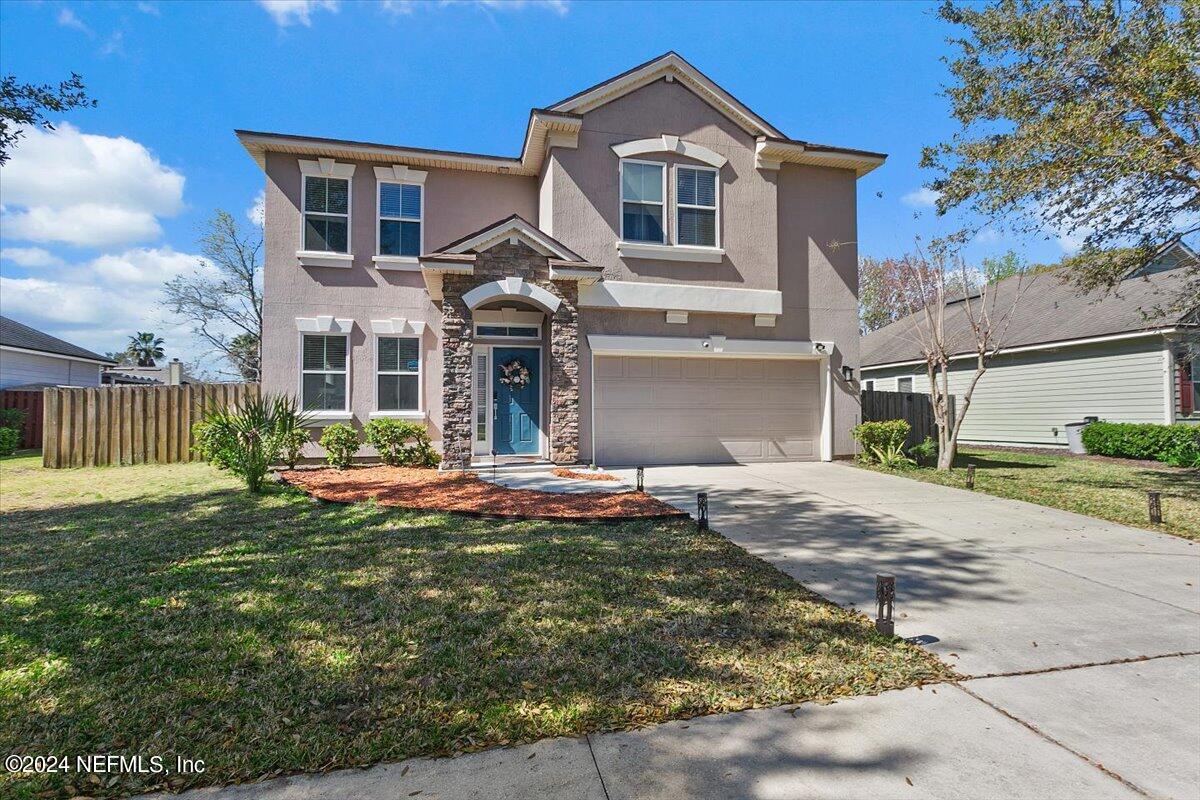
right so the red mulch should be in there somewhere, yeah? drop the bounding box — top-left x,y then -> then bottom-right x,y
280,466 -> 686,522
551,468 -> 618,482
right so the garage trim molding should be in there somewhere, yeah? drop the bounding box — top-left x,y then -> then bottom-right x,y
587,334 -> 835,462
579,280 -> 782,317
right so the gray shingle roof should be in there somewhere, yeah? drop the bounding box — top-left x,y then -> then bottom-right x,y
861,262 -> 1197,368
0,316 -> 115,364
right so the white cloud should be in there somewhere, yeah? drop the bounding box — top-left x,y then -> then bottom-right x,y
380,0 -> 570,17
0,247 -> 216,359
248,190 -> 265,227
477,0 -> 569,13
0,246 -> 64,268
257,0 -> 339,27
973,227 -> 1003,244
100,30 -> 125,57
57,8 -> 92,35
901,187 -> 941,208
0,123 -> 184,247
137,2 -> 161,15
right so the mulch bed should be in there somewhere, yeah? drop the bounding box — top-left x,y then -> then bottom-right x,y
551,467 -> 618,481
280,466 -> 687,522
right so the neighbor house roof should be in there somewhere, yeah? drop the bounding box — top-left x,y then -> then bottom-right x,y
861,246 -> 1199,369
236,52 -> 885,179
0,316 -> 115,365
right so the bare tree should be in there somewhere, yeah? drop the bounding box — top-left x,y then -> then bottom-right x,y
897,247 -> 1028,470
164,210 -> 262,380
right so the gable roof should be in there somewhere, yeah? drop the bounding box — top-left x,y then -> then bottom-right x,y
236,52 -> 884,179
435,213 -> 590,262
548,51 -> 785,138
0,316 -> 115,364
861,262 -> 1197,369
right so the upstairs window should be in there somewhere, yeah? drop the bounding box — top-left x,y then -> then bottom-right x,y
620,160 -> 665,244
378,183 -> 422,257
301,334 -> 348,411
376,336 -> 420,411
676,166 -> 718,247
303,176 -> 350,253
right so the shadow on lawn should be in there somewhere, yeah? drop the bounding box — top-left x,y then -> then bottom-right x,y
0,483 -> 949,797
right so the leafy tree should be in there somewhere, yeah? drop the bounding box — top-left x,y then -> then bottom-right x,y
127,332 -> 165,367
164,210 -> 263,380
980,250 -> 1027,284
0,72 -> 95,165
924,0 -> 1200,313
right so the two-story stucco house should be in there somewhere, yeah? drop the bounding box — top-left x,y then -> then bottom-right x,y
238,53 -> 883,469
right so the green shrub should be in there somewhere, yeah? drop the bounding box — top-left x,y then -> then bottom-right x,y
320,423 -> 360,469
1081,421 -> 1200,467
0,408 -> 27,429
908,436 -> 938,467
193,394 -> 313,492
872,441 -> 916,469
852,420 -> 911,464
0,427 -> 20,456
280,428 -> 311,469
363,418 -> 439,467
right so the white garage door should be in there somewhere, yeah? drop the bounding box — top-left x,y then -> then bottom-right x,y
594,355 -> 820,465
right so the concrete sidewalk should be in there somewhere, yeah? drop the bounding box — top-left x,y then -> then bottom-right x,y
161,462 -> 1200,799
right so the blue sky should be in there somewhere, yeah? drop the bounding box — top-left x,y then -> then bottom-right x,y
0,0 -> 1070,369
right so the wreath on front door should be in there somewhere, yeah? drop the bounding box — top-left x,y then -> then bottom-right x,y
499,359 -> 531,389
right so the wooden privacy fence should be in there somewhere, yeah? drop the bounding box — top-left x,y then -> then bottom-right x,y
1,389 -> 44,449
42,383 -> 259,468
861,389 -> 955,451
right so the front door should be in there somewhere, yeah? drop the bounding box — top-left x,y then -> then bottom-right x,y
492,347 -> 540,455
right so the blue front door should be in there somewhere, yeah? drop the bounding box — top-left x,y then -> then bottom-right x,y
493,347 -> 540,455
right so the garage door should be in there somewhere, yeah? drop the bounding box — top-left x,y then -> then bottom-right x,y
594,355 -> 820,465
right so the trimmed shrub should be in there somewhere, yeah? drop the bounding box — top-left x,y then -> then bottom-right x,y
908,436 -> 938,467
280,428 -> 311,470
1081,421 -> 1200,468
0,426 -> 20,456
852,420 -> 911,464
0,408 -> 27,429
193,394 -> 313,491
363,418 -> 439,468
320,423 -> 360,470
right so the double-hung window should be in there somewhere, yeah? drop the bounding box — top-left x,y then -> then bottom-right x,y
378,183 -> 422,257
301,334 -> 348,411
620,160 -> 665,244
676,166 -> 718,247
376,336 -> 420,412
303,176 -> 350,253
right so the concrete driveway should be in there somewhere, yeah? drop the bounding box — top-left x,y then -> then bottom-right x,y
163,462 -> 1200,800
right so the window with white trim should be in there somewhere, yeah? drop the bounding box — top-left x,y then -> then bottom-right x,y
301,334 -> 348,411
378,182 -> 422,257
474,323 -> 541,339
376,336 -> 420,411
897,377 -> 913,393
676,166 -> 718,247
620,160 -> 665,244
303,176 -> 350,253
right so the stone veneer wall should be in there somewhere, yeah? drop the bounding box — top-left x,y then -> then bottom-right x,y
439,241 -> 580,469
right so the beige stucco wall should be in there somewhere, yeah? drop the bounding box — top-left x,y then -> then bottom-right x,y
259,150 -> 537,440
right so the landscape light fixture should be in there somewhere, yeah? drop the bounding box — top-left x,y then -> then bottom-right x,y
697,492 -> 709,530
875,574 -> 895,636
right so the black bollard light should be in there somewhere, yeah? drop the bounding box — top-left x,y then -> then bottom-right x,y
875,574 -> 895,636
697,491 -> 709,530
636,466 -> 644,492
1148,491 -> 1163,524
966,463 -> 976,490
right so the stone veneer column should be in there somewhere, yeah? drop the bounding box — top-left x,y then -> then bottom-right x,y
549,281 -> 580,464
440,275 -> 474,470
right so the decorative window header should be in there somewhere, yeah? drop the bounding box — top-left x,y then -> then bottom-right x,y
373,165 -> 427,184
369,318 -> 427,336
295,316 -> 354,333
611,136 -> 728,168
299,158 -> 356,179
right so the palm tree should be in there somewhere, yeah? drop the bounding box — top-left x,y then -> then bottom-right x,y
127,332 -> 165,367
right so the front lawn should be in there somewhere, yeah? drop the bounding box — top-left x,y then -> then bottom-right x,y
0,455 -> 950,798
856,447 -> 1200,540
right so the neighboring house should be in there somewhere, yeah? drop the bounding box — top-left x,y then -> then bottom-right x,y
860,242 -> 1200,448
0,315 -> 115,390
103,359 -> 192,386
239,52 -> 884,468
